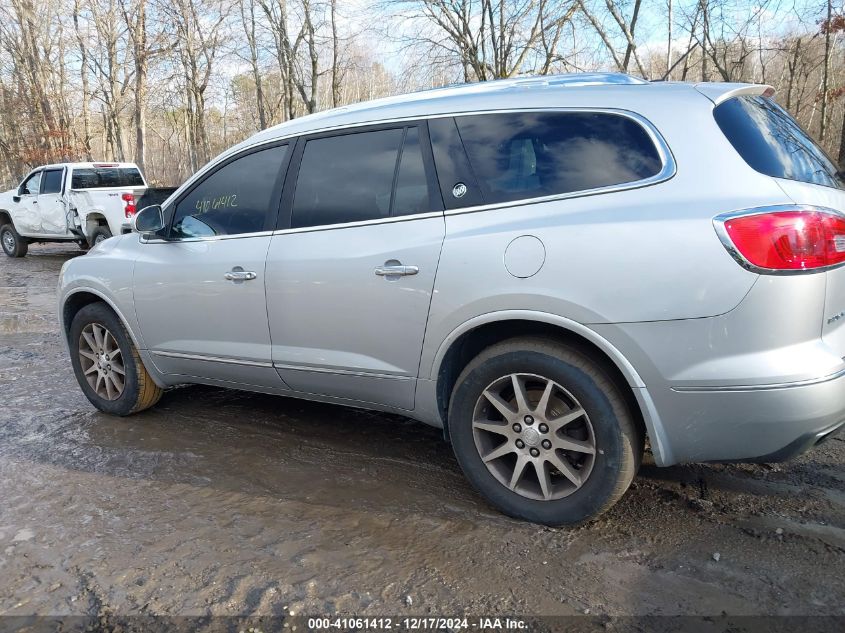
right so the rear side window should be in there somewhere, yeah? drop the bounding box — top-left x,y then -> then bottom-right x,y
71,167 -> 145,189
171,144 -> 288,238
453,111 -> 663,205
714,96 -> 844,190
41,169 -> 63,194
291,126 -> 435,229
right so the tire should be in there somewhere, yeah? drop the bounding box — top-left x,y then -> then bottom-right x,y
69,302 -> 163,415
1,223 -> 28,257
90,225 -> 113,246
448,337 -> 642,526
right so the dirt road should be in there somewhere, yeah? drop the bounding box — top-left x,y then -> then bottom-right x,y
1,244 -> 844,623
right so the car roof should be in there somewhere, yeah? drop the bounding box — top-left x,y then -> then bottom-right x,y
234,74 -> 769,151
36,162 -> 140,171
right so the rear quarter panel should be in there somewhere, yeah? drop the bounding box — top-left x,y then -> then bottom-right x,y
773,178 -> 845,356
420,92 -> 789,380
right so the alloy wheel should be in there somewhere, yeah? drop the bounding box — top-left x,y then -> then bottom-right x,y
472,373 -> 596,501
1,229 -> 14,254
78,323 -> 126,401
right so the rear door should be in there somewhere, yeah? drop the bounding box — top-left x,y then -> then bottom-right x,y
133,142 -> 291,387
265,123 -> 445,409
38,168 -> 68,235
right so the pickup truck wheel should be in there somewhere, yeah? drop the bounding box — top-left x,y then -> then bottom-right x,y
69,302 -> 163,415
448,337 -> 642,526
1,223 -> 28,258
91,226 -> 113,246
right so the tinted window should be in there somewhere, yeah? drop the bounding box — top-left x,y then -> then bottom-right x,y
21,172 -> 41,195
714,96 -> 844,190
292,128 -> 403,228
172,145 -> 288,238
428,117 -> 485,209
454,112 -> 663,204
41,169 -> 63,194
71,167 -> 145,189
393,127 -> 433,216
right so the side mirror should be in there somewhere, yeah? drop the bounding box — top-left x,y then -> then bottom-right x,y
132,205 -> 165,235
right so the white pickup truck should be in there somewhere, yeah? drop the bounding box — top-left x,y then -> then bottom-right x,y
0,162 -> 160,257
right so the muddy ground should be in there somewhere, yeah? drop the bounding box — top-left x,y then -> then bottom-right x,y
0,243 -> 844,624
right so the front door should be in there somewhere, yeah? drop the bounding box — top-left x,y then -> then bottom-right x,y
38,168 -> 68,235
133,142 -> 291,387
13,170 -> 42,234
266,124 -> 445,410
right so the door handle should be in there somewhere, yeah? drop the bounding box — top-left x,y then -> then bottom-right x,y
224,270 -> 257,281
374,264 -> 419,277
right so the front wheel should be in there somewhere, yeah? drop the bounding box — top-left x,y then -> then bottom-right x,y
69,302 -> 163,415
1,223 -> 28,257
448,337 -> 642,525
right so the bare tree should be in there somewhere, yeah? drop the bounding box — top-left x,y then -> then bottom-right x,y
392,0 -> 579,81
161,0 -> 228,169
239,0 -> 269,129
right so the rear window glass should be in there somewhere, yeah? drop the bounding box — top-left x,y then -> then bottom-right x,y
714,96 -> 844,190
453,111 -> 663,204
71,167 -> 145,189
41,169 -> 63,194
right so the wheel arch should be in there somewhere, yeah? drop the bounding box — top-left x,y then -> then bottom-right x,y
0,209 -> 12,227
430,312 -> 669,464
61,289 -> 145,358
83,212 -> 109,238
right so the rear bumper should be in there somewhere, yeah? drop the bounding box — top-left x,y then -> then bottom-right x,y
652,369 -> 845,464
747,418 -> 844,463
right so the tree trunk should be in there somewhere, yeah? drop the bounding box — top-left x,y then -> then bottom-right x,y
133,0 -> 148,173
666,0 -> 673,80
820,0 -> 832,143
839,108 -> 845,170
72,0 -> 93,160
331,0 -> 340,108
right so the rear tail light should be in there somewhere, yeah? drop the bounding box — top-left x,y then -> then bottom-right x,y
122,192 -> 137,218
716,208 -> 845,272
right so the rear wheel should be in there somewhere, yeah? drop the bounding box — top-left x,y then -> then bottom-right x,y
1,223 -> 28,257
69,302 -> 163,415
91,226 -> 112,246
448,337 -> 642,525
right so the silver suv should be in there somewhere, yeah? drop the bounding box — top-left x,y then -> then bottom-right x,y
58,74 -> 845,525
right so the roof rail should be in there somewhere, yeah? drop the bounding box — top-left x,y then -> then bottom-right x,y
406,72 -> 647,98
510,73 -> 648,87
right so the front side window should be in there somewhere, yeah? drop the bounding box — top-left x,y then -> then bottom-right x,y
20,171 -> 42,195
171,144 -> 288,238
454,111 -> 664,204
41,169 -> 63,194
291,126 -> 434,229
714,96 -> 844,190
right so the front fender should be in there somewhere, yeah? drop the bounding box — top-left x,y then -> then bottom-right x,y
58,234 -> 145,352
